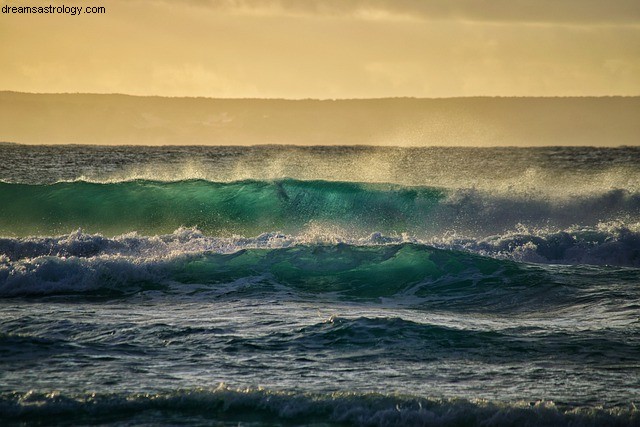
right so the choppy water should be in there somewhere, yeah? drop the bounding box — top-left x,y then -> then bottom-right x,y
0,144 -> 639,426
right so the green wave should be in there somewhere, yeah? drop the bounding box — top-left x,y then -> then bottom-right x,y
174,243 -> 513,298
0,179 -> 444,237
2,243 -> 553,312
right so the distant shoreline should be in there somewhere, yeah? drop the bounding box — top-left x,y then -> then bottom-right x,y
1,90 -> 638,100
2,92 -> 638,146
3,143 -> 639,150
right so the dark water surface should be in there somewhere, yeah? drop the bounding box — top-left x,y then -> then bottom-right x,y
1,145 -> 638,426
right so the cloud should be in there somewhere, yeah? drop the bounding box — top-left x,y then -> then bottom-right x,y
170,0 -> 640,25
2,0 -> 638,97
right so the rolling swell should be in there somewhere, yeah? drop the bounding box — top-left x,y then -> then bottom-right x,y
1,241 -> 628,315
0,242 -> 530,299
225,316 -> 640,364
0,387 -> 636,427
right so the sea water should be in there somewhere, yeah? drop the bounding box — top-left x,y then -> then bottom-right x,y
0,145 -> 638,426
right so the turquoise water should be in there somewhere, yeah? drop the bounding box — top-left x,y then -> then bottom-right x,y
0,145 -> 639,426
0,179 -> 445,236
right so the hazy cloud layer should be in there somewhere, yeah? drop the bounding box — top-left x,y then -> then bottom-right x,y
173,0 -> 640,24
1,0 -> 638,98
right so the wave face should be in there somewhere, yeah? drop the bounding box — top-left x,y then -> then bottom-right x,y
0,179 -> 446,236
1,145 -> 639,426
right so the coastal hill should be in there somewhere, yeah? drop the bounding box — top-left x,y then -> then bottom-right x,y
1,92 -> 638,146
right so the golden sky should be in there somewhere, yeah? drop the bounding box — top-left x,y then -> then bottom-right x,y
1,0 -> 639,98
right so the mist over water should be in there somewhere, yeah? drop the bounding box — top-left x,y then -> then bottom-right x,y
1,145 -> 639,426
3,144 -> 639,192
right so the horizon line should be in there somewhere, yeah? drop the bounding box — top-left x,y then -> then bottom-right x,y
2,90 -> 639,101
2,141 -> 638,149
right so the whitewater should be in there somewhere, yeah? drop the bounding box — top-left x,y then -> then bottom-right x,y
0,144 -> 638,426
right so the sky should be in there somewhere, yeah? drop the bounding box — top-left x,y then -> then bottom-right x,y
1,0 -> 639,98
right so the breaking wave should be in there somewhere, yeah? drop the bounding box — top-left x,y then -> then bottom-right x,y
1,179 -> 639,237
0,386 -> 636,427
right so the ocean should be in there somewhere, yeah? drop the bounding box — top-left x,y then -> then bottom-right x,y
0,144 -> 638,426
